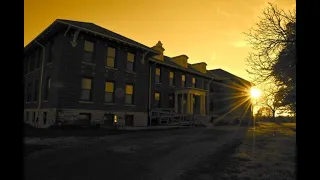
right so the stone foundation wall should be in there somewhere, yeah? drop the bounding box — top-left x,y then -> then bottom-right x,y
24,108 -> 148,128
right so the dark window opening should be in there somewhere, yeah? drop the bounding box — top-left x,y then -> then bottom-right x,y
106,47 -> 116,68
125,115 -> 134,126
127,52 -> 135,71
83,40 -> 94,63
155,68 -> 161,83
169,72 -> 175,86
125,84 -> 134,104
43,112 -> 47,125
81,78 -> 92,101
77,113 -> 91,127
105,81 -> 115,103
168,94 -> 174,108
155,92 -> 161,108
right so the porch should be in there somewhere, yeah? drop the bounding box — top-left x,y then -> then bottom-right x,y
174,88 -> 207,115
149,88 -> 208,126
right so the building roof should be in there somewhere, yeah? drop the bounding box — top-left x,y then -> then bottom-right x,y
24,19 -> 159,54
25,19 -> 250,84
149,56 -> 221,80
209,69 -> 253,86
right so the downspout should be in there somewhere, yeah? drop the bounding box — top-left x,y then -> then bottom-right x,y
207,78 -> 214,116
149,64 -> 152,126
142,50 -> 152,126
35,40 -> 46,118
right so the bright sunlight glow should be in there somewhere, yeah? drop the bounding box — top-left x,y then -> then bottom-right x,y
250,87 -> 261,98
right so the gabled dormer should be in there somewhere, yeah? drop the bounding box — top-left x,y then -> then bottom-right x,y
151,41 -> 165,61
171,55 -> 188,68
190,62 -> 207,74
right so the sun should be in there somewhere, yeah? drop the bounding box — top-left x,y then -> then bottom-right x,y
250,87 -> 261,98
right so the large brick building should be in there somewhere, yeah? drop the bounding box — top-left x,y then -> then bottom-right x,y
24,19 -> 253,128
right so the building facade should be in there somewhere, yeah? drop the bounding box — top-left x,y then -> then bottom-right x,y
24,19 -> 253,128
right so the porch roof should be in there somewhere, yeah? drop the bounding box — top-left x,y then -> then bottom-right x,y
174,87 -> 207,96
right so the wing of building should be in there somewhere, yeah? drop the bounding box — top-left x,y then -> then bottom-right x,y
24,19 -> 253,128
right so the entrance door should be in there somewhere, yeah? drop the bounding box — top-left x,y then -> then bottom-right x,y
193,95 -> 200,114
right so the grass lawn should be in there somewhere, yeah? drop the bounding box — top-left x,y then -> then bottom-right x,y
219,122 -> 296,180
180,122 -> 296,180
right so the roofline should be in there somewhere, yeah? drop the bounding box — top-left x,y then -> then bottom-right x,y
209,69 -> 253,85
172,55 -> 189,59
24,20 -> 160,54
190,62 -> 207,66
56,20 -> 159,53
149,58 -> 222,80
24,20 -> 59,50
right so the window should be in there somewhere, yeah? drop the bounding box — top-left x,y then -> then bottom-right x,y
169,72 -> 175,86
35,50 -> 41,69
181,75 -> 186,88
125,115 -> 134,126
80,78 -> 92,101
126,84 -> 134,104
83,40 -> 94,63
27,82 -> 32,102
168,94 -> 174,108
43,112 -> 47,125
105,81 -> 115,103
106,47 -> 116,68
34,80 -> 39,102
156,68 -> 161,83
192,77 -> 196,88
155,92 -> 160,108
32,112 -> 36,122
48,39 -> 54,63
44,78 -> 51,101
78,113 -> 91,126
127,52 -> 135,71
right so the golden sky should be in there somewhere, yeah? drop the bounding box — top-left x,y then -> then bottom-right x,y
24,0 -> 295,81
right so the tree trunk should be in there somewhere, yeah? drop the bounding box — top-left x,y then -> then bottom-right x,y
272,110 -> 276,123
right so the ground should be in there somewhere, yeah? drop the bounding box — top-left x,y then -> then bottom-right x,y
24,122 -> 296,180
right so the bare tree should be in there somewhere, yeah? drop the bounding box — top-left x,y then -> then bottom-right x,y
245,2 -> 296,84
259,82 -> 282,121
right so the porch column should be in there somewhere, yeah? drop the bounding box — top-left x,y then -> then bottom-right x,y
180,93 -> 184,114
203,95 -> 206,115
187,93 -> 191,114
190,94 -> 194,114
175,93 -> 178,113
200,95 -> 206,115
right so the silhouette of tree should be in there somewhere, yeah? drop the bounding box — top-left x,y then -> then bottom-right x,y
271,23 -> 296,113
256,107 -> 273,121
245,2 -> 296,114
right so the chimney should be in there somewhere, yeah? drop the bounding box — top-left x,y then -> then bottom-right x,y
190,62 -> 207,73
171,55 -> 189,68
151,41 -> 165,61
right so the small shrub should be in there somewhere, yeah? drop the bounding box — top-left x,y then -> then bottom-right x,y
234,152 -> 252,161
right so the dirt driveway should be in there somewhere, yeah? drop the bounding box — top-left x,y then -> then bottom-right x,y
24,126 -> 248,180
